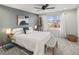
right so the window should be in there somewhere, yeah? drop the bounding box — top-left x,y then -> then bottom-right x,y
47,16 -> 60,29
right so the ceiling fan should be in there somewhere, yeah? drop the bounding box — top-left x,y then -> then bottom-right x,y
34,4 -> 55,11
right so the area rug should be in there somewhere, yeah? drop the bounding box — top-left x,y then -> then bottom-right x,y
0,46 -> 28,55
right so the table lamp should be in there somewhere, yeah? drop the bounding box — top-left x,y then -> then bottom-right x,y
35,25 -> 37,29
6,28 -> 12,35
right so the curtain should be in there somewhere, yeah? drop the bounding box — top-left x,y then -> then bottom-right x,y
37,15 -> 42,31
60,13 -> 67,38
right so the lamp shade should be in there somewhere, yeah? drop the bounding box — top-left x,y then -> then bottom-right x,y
35,25 -> 37,29
6,28 -> 11,34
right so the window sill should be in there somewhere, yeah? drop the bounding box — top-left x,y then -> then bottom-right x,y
48,28 -> 60,30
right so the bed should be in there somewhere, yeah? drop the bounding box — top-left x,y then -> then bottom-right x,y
11,28 -> 51,55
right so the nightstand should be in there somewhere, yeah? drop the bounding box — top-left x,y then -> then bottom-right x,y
7,33 -> 13,39
7,33 -> 15,43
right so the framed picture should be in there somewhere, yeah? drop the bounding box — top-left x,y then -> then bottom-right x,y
17,16 -> 29,25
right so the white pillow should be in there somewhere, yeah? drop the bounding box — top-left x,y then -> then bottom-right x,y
12,28 -> 23,34
14,31 -> 23,35
26,30 -> 33,34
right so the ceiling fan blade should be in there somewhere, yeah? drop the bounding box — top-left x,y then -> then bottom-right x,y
46,7 -> 55,9
34,7 -> 41,9
36,9 -> 42,11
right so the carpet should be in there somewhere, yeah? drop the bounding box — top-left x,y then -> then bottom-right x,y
0,46 -> 28,55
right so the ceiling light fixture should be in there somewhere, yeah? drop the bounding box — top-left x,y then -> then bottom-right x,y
64,8 -> 67,9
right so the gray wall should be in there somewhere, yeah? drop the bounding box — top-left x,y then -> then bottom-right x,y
0,5 -> 37,43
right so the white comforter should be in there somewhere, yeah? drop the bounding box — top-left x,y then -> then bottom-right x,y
12,31 -> 51,55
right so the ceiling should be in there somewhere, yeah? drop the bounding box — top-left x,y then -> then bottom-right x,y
3,4 -> 79,14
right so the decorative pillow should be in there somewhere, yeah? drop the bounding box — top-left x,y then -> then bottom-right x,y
12,28 -> 23,34
14,31 -> 23,35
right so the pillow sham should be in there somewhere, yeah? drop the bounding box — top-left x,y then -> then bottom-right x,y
12,28 -> 23,34
14,31 -> 23,35
26,30 -> 34,34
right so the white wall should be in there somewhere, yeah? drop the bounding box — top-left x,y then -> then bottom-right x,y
61,9 -> 77,36
60,13 -> 67,37
65,9 -> 77,36
77,8 -> 79,39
